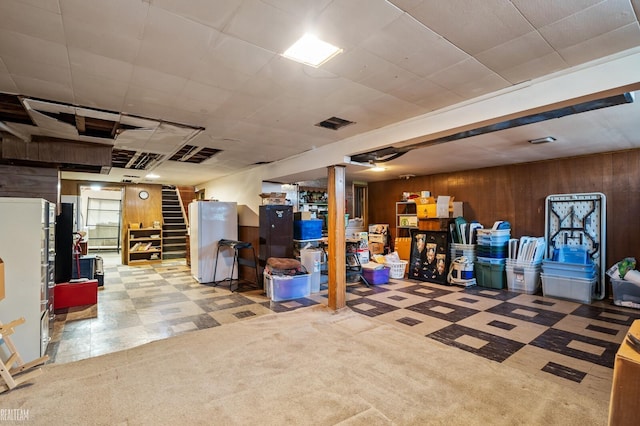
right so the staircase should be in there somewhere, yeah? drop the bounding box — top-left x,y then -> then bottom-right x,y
162,185 -> 188,260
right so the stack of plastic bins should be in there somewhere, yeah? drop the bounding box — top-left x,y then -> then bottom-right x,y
475,229 -> 510,289
541,247 -> 597,303
450,243 -> 476,263
506,258 -> 542,294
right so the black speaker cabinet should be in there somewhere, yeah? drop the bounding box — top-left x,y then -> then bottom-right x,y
258,205 -> 293,270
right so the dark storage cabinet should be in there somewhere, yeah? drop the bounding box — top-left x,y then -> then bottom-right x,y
259,205 -> 293,271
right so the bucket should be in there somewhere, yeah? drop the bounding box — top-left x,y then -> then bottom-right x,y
301,248 -> 322,292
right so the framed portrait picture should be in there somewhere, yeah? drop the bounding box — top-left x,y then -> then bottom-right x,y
409,229 -> 450,285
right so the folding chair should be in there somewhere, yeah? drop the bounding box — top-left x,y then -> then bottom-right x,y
0,317 -> 48,393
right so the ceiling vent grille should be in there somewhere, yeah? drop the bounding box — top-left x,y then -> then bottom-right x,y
315,116 -> 355,130
169,145 -> 221,163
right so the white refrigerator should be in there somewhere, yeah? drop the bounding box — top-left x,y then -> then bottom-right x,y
189,201 -> 238,283
0,198 -> 55,363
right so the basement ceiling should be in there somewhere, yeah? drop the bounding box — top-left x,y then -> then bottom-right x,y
0,0 -> 640,185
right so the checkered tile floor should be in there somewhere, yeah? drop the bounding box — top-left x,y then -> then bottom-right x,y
48,252 -> 640,401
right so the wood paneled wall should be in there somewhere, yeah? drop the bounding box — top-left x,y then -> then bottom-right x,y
121,184 -> 163,264
0,165 -> 58,204
368,149 -> 640,271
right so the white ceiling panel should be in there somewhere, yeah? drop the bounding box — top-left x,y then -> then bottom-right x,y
2,55 -> 71,88
475,31 -> 556,75
409,0 -> 533,55
135,7 -> 214,78
11,75 -> 74,103
428,58 -> 509,98
0,0 -> 638,186
496,52 -> 567,85
150,0 -> 243,31
314,0 -> 402,48
207,34 -> 276,76
558,23 -> 640,66
0,0 -> 65,44
0,30 -> 69,69
68,48 -> 133,84
511,0 -> 603,28
225,0 -> 304,53
130,66 -> 188,97
540,0 -> 637,50
360,14 -> 469,78
71,74 -> 128,112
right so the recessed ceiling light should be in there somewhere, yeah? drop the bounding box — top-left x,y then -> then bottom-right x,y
370,166 -> 386,172
146,173 -> 160,179
528,136 -> 556,144
282,34 -> 342,67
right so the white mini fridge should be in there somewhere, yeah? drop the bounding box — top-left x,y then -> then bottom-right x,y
189,201 -> 238,284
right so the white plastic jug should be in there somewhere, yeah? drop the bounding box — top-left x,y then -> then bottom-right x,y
301,248 -> 322,293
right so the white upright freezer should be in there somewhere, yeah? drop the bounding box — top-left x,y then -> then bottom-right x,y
189,201 -> 238,283
0,198 -> 55,363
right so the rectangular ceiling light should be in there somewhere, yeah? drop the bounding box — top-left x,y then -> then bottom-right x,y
282,34 -> 342,67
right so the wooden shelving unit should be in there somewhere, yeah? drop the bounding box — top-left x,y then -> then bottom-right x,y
127,228 -> 162,265
396,201 -> 418,238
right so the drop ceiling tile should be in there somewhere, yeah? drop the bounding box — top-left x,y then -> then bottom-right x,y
360,14 -> 469,77
60,0 -> 147,40
0,30 -> 69,68
387,0 -> 425,13
540,0 -> 637,50
260,0 -> 333,19
0,0 -> 65,44
207,92 -> 271,121
2,55 -> 72,87
72,74 -> 128,112
135,7 -> 215,78
190,58 -> 253,92
68,48 -> 133,83
130,66 -> 188,97
20,0 -> 60,14
389,77 -> 452,104
429,58 -> 508,98
357,59 -> 423,94
0,74 -> 18,93
177,81 -> 233,114
414,89 -> 465,112
207,34 -> 275,76
62,19 -> 142,63
322,47 -> 394,83
314,0 -> 402,48
257,56 -> 344,99
11,75 -> 74,103
409,0 -> 533,54
558,23 -> 640,66
475,31 -> 555,73
225,0 -> 304,53
511,0 -> 602,28
497,52 -> 567,84
150,0 -> 243,30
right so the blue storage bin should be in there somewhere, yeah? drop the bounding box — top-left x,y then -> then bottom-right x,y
362,267 -> 390,285
542,260 -> 596,279
294,219 -> 323,240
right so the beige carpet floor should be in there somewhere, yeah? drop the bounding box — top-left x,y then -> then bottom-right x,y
2,305 -> 608,425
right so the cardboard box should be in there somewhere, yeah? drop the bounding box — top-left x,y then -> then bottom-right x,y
609,319 -> 640,425
0,257 -> 4,301
259,192 -> 287,205
294,211 -> 312,221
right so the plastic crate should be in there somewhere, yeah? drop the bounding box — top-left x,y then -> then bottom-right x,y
362,267 -> 390,285
385,260 -> 408,279
264,273 -> 311,302
541,260 -> 596,279
475,260 -> 505,289
506,264 -> 541,294
611,279 -> 640,309
541,273 -> 595,304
